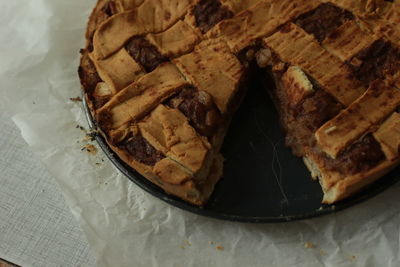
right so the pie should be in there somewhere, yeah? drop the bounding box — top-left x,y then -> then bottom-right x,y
79,0 -> 400,206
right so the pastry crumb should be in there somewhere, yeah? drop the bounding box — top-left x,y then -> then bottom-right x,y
180,240 -> 191,249
85,131 -> 98,142
349,255 -> 357,261
70,96 -> 82,102
304,242 -> 315,249
319,250 -> 327,256
216,245 -> 224,251
76,125 -> 85,131
82,144 -> 97,155
209,241 -> 215,245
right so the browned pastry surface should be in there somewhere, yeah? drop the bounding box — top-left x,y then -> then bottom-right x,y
80,0 -> 400,206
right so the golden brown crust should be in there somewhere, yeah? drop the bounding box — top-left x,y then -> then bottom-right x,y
92,0 -> 194,60
90,48 -> 145,94
80,0 -> 400,206
263,23 -> 366,106
138,105 -> 213,180
322,20 -> 378,62
373,112 -> 400,161
96,63 -> 188,132
315,81 -> 400,159
220,0 -> 260,14
208,0 -> 321,53
146,20 -> 201,58
304,155 -> 400,204
173,40 -> 244,114
105,134 -> 223,206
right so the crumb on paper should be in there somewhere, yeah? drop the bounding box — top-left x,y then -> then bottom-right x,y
83,132 -> 97,142
209,241 -> 215,245
349,255 -> 357,261
70,96 -> 82,102
81,144 -> 97,155
180,240 -> 191,249
76,125 -> 85,131
304,242 -> 315,249
216,245 -> 224,251
95,162 -> 102,166
320,250 -> 327,256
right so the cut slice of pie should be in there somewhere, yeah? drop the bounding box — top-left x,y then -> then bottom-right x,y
79,0 -> 400,206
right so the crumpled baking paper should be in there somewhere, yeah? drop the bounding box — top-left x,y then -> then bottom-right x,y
2,1 -> 400,266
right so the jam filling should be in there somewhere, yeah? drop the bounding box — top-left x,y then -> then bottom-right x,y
193,0 -> 233,34
125,37 -> 167,72
295,3 -> 354,42
350,40 -> 400,85
92,97 -> 110,110
322,135 -> 385,175
118,135 -> 165,166
167,86 -> 221,138
293,88 -> 344,132
78,55 -> 102,95
282,86 -> 344,156
276,80 -> 385,174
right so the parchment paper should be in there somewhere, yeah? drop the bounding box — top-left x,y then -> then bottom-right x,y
2,1 -> 400,266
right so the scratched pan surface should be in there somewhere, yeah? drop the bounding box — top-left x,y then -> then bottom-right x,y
83,72 -> 400,223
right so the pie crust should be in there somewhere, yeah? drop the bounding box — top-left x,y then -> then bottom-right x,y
79,0 -> 400,206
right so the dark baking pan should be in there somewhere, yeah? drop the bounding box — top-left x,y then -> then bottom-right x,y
82,73 -> 400,223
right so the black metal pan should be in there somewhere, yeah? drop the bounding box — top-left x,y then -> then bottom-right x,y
82,75 -> 400,223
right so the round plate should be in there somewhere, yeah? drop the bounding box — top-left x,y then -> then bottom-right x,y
82,75 -> 400,223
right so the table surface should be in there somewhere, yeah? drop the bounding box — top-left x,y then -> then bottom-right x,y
0,108 -> 95,267
2,1 -> 400,266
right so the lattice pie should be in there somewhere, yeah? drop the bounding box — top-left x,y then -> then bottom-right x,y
79,0 -> 400,206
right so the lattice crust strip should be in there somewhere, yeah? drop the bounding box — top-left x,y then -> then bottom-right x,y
173,40 -> 244,114
92,0 -> 194,60
208,0 -> 321,53
324,0 -> 400,47
263,23 -> 366,106
96,63 -> 188,133
322,20 -> 378,62
80,0 -> 400,206
316,81 -> 400,159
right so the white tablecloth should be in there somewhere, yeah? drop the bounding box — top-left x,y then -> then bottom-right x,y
0,108 -> 95,267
